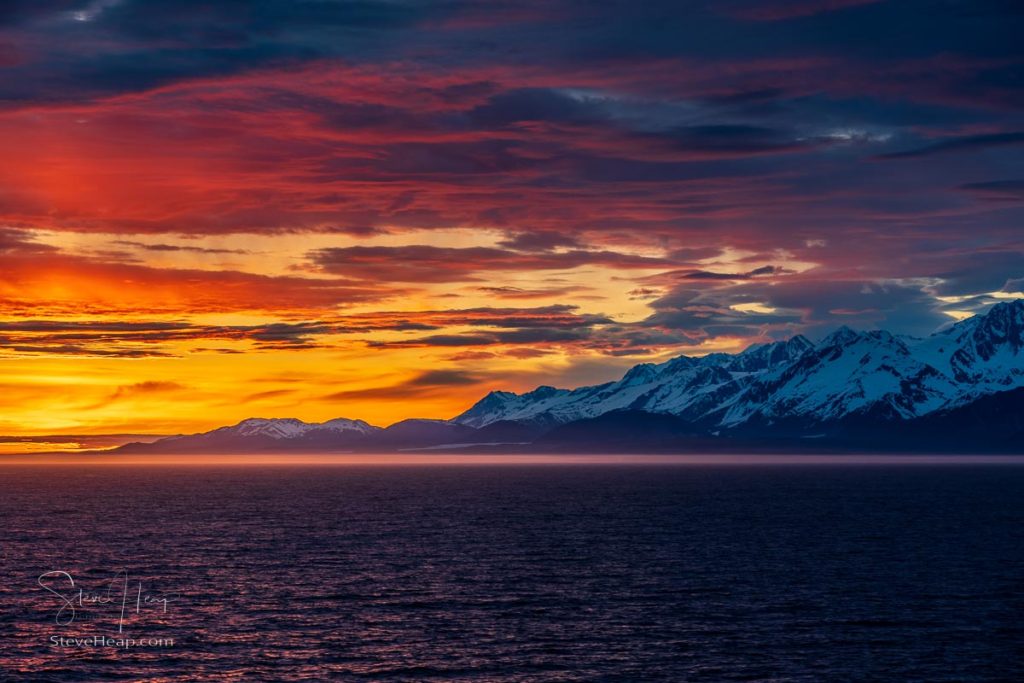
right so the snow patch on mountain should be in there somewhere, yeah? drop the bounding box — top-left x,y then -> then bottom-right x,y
715,329 -> 959,426
456,336 -> 817,428
455,300 -> 1024,430
210,417 -> 379,440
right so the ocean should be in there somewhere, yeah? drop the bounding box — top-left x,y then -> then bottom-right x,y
1,458 -> 1022,681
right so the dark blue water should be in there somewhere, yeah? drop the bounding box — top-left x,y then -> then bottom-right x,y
1,463 -> 1022,681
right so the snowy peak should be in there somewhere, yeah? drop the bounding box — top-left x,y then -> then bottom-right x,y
127,416 -> 384,454
454,333 -> 821,429
722,335 -> 814,373
719,326 -> 955,425
915,300 -> 1024,392
621,363 -> 659,385
319,418 -> 380,435
456,389 -> 565,428
228,418 -> 312,439
455,300 -> 1024,430
820,325 -> 861,348
215,417 -> 380,440
964,299 -> 1024,361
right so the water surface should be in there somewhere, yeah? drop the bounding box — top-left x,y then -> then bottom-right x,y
1,459 -> 1022,680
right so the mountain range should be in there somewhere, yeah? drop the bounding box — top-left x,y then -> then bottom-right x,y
117,300 -> 1024,454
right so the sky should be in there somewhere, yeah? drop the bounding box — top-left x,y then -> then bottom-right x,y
0,0 -> 1022,444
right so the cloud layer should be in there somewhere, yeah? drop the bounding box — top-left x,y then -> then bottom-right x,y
0,0 -> 1022,436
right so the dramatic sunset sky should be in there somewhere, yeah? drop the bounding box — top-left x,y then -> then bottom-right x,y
1,0 -> 1022,446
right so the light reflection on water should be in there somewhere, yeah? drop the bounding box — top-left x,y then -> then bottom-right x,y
0,461 -> 1022,680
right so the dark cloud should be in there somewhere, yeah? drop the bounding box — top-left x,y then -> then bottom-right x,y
493,328 -> 590,344
113,240 -> 248,254
644,303 -> 801,337
430,305 -> 612,329
680,271 -> 746,281
959,180 -> 1024,201
498,231 -> 583,252
476,285 -> 585,299
409,369 -> 480,386
102,0 -> 431,38
107,380 -> 185,401
735,280 -> 949,336
322,368 -> 486,402
0,319 -> 341,356
878,131 -> 1024,160
309,245 -> 669,282
925,251 -> 1024,297
0,1 -> 84,27
654,124 -> 811,155
244,322 -> 333,348
368,334 -> 497,348
238,389 -> 296,403
0,344 -> 174,358
718,0 -> 884,22
643,278 -> 951,339
0,320 -> 189,332
357,304 -> 703,356
0,229 -> 57,254
0,0 -> 453,102
666,247 -> 723,261
628,287 -> 662,300
679,265 -> 784,280
469,88 -> 604,127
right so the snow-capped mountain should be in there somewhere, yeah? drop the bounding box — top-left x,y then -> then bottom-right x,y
117,300 -> 1024,455
211,417 -> 378,439
455,300 -> 1024,432
915,301 -> 1024,398
456,336 -> 813,428
122,417 -> 381,453
711,329 -> 961,428
120,416 -> 479,453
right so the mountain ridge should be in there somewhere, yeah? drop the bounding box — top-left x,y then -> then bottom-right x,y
115,300 -> 1024,454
